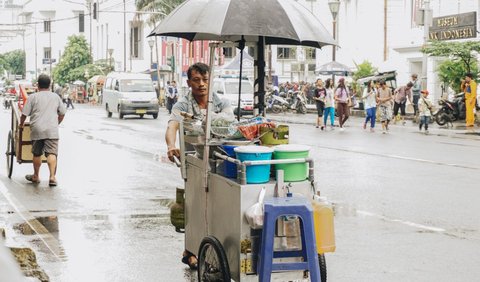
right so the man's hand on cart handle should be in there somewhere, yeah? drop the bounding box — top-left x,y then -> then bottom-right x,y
167,147 -> 181,162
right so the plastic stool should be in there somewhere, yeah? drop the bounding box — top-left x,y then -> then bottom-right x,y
258,196 -> 321,282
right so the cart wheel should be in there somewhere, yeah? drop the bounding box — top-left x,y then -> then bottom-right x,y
319,254 -> 327,282
6,130 -> 14,178
197,236 -> 231,282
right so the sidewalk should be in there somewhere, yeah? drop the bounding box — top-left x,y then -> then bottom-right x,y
266,112 -> 480,139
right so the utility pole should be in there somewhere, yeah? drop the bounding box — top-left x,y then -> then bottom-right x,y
384,0 -> 388,61
123,0 -> 126,71
34,23 -> 37,80
88,0 -> 93,63
422,0 -> 431,90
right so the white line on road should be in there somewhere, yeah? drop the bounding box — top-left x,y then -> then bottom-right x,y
357,210 -> 446,233
315,145 -> 480,170
0,180 -> 66,261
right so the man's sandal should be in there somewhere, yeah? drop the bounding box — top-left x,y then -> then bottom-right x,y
25,175 -> 40,184
181,252 -> 198,270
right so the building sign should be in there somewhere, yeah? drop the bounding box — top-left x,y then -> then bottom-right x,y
429,12 -> 477,41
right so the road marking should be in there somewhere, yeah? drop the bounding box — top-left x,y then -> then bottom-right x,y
357,210 -> 446,233
0,180 -> 67,261
314,145 -> 480,170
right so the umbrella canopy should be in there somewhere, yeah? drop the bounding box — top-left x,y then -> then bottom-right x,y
148,0 -> 336,49
72,80 -> 85,86
315,61 -> 353,76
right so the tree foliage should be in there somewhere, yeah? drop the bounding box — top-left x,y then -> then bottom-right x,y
135,0 -> 185,26
53,35 -> 91,85
1,50 -> 25,77
353,60 -> 377,81
422,41 -> 480,73
437,59 -> 478,93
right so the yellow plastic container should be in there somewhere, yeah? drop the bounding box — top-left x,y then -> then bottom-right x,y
312,196 -> 336,253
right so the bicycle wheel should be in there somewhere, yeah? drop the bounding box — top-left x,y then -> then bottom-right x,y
197,236 -> 231,282
319,254 -> 327,282
6,130 -> 14,178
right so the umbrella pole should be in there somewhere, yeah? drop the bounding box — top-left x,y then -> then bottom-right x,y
202,42 -> 219,192
236,37 -> 245,121
254,36 -> 266,117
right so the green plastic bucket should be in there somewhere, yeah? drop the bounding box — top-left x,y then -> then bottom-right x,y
273,144 -> 310,182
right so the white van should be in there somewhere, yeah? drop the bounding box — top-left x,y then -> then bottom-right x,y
102,72 -> 159,119
211,77 -> 254,115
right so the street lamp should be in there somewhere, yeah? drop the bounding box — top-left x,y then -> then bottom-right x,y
328,0 -> 340,82
328,0 -> 340,62
148,39 -> 154,70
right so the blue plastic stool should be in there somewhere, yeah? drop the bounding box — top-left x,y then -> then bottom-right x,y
258,196 -> 321,282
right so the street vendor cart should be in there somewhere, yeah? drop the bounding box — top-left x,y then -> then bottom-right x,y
5,85 -> 47,178
151,1 -> 337,281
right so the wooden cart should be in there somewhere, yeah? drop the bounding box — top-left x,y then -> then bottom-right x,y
5,86 -> 46,178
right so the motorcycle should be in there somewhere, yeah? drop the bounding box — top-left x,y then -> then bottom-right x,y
434,93 -> 466,126
266,90 -> 307,114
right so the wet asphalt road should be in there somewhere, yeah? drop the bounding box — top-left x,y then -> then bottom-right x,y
0,103 -> 479,282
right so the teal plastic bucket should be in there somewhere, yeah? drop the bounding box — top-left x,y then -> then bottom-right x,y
221,145 -> 237,178
274,144 -> 310,182
234,146 -> 274,184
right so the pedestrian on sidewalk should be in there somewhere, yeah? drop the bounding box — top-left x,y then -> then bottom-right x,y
66,89 -> 75,109
410,74 -> 421,121
461,73 -> 477,127
362,80 -> 377,132
376,80 -> 393,134
334,78 -> 350,131
323,78 -> 336,130
418,90 -> 433,134
313,78 -> 326,130
19,74 -> 66,187
166,81 -> 179,114
393,82 -> 413,125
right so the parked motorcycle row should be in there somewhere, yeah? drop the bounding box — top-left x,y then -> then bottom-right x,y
265,90 -> 307,114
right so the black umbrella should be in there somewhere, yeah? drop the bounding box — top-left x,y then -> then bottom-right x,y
148,0 -> 336,49
148,0 -> 336,120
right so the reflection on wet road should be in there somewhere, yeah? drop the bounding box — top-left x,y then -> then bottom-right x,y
0,105 -> 479,281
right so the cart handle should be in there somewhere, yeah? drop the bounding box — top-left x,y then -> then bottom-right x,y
213,152 -> 315,185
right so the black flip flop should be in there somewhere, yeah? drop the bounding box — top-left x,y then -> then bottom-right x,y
25,175 -> 40,184
49,180 -> 57,187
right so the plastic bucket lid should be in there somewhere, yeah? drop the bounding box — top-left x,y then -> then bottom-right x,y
274,144 -> 310,153
234,146 -> 274,154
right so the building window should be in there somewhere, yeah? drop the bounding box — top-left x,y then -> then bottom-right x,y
79,12 -> 85,33
223,47 -> 235,58
130,23 -> 143,59
305,48 -> 316,60
277,47 -> 296,59
44,47 -> 51,59
43,20 -> 51,32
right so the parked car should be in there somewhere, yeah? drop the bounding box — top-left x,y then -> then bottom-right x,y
102,72 -> 159,119
211,77 -> 254,115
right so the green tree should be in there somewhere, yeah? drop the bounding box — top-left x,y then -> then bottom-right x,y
422,41 -> 480,92
353,60 -> 377,81
437,59 -> 478,93
422,40 -> 480,73
135,0 -> 185,26
2,50 -> 25,77
53,35 -> 91,85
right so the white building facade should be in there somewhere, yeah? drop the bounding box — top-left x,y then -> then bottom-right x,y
2,0 -> 479,101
